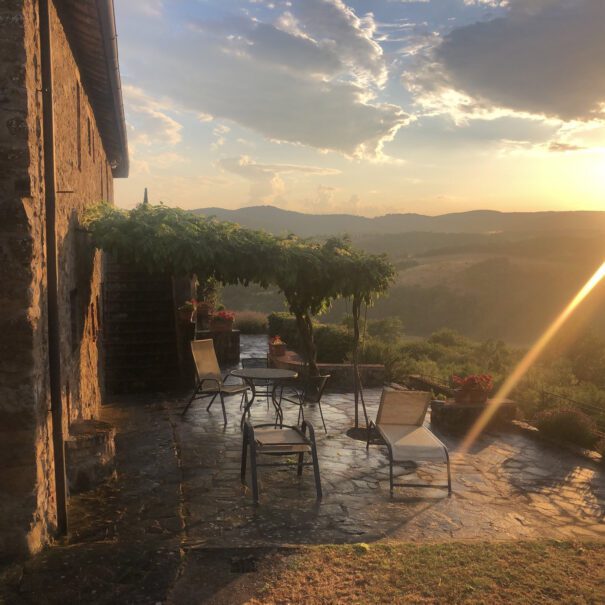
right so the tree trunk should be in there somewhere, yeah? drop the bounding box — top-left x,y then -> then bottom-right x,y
294,311 -> 319,376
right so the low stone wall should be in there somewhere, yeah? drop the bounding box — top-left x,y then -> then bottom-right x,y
65,420 -> 116,494
270,351 -> 386,389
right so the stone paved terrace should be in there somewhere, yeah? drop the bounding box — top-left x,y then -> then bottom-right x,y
112,335 -> 605,549
165,336 -> 605,546
3,335 -> 605,603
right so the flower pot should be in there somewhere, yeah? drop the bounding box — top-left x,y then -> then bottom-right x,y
178,308 -> 195,323
454,389 -> 488,405
269,343 -> 287,357
210,319 -> 234,332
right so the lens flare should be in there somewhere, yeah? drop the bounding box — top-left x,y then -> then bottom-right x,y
459,261 -> 605,455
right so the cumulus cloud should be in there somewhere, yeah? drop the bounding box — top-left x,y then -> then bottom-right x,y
217,156 -> 340,203
123,1 -> 408,157
409,0 -> 605,122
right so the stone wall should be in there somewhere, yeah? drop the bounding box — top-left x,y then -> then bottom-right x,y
0,0 -> 115,560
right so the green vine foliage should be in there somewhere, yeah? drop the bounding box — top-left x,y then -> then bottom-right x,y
84,203 -> 394,374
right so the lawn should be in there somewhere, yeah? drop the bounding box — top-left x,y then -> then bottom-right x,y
247,541 -> 605,605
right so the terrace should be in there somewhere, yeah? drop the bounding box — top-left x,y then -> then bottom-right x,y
5,334 -> 603,603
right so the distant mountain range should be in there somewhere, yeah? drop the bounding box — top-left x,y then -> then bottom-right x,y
191,205 -> 605,236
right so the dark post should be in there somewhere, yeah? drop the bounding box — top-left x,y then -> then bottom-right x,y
40,0 -> 68,535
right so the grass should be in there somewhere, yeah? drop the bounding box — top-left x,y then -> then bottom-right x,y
248,541 -> 605,604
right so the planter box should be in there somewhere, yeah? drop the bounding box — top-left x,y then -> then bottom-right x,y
431,399 -> 517,433
209,319 -> 234,332
269,342 -> 287,357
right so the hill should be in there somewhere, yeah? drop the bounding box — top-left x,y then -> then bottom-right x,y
192,205 -> 605,237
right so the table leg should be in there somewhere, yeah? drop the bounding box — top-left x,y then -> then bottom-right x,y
271,383 -> 284,428
240,378 -> 256,429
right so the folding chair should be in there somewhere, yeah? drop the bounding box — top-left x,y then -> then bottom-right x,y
241,420 -> 322,505
277,374 -> 330,433
367,389 -> 452,495
181,339 -> 250,424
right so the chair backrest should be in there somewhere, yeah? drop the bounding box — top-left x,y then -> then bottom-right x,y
191,339 -> 221,384
302,374 -> 330,403
241,357 -> 268,369
375,389 -> 431,426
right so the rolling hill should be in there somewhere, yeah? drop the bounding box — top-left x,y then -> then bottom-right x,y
192,205 -> 605,237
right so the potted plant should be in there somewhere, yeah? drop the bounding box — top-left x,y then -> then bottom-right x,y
452,374 -> 493,404
177,299 -> 197,323
210,309 -> 235,332
269,335 -> 287,357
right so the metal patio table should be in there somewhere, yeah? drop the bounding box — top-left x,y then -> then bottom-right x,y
230,367 -> 298,428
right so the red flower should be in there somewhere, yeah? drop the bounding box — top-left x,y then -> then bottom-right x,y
452,374 -> 493,393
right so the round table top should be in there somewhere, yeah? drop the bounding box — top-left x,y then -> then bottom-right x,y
230,368 -> 298,380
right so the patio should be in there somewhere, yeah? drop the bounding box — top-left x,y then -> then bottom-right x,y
109,335 -> 605,547
4,334 -> 604,603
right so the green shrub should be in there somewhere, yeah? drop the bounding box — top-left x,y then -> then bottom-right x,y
366,317 -> 404,340
533,408 -> 598,449
314,325 -> 354,363
267,313 -> 353,363
234,311 -> 268,334
267,313 -> 301,348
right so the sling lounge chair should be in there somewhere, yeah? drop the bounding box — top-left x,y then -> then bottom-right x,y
181,339 -> 250,424
367,389 -> 452,495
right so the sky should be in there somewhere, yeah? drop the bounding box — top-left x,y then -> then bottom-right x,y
113,0 -> 605,217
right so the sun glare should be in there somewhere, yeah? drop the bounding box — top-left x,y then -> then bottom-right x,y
459,261 -> 605,455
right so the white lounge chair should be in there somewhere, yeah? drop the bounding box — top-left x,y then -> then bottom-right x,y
366,389 -> 452,495
181,339 -> 250,424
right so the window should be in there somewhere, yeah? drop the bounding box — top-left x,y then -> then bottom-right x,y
87,116 -> 92,156
76,82 -> 82,170
70,289 -> 79,353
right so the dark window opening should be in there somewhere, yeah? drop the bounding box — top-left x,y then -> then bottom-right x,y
90,301 -> 97,342
87,116 -> 92,156
76,82 -> 82,170
70,289 -> 79,353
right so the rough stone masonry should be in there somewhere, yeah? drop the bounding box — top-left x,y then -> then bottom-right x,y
0,0 -> 127,560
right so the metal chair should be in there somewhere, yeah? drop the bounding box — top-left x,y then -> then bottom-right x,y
277,373 -> 330,433
181,339 -> 250,424
366,389 -> 452,496
241,419 -> 322,505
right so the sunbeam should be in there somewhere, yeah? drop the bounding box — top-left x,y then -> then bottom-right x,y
459,261 -> 605,455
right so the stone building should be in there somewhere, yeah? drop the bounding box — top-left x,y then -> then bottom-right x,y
0,0 -> 128,559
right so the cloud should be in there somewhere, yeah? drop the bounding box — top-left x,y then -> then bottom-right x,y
122,1 -> 408,157
411,0 -> 605,122
123,85 -> 183,146
217,156 -> 340,202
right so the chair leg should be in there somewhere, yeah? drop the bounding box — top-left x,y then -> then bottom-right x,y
317,401 -> 327,434
206,392 -> 218,412
311,443 -> 322,500
241,426 -> 248,484
219,391 -> 227,425
389,458 -> 394,497
445,448 -> 452,496
250,440 -> 259,505
297,452 -> 304,476
181,382 -> 200,416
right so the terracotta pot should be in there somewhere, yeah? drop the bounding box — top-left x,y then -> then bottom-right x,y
269,343 -> 287,357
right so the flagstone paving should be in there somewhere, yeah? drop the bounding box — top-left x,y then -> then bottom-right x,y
168,335 -> 605,547
2,335 -> 604,604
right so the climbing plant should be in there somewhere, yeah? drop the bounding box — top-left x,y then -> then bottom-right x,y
84,203 -> 394,391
